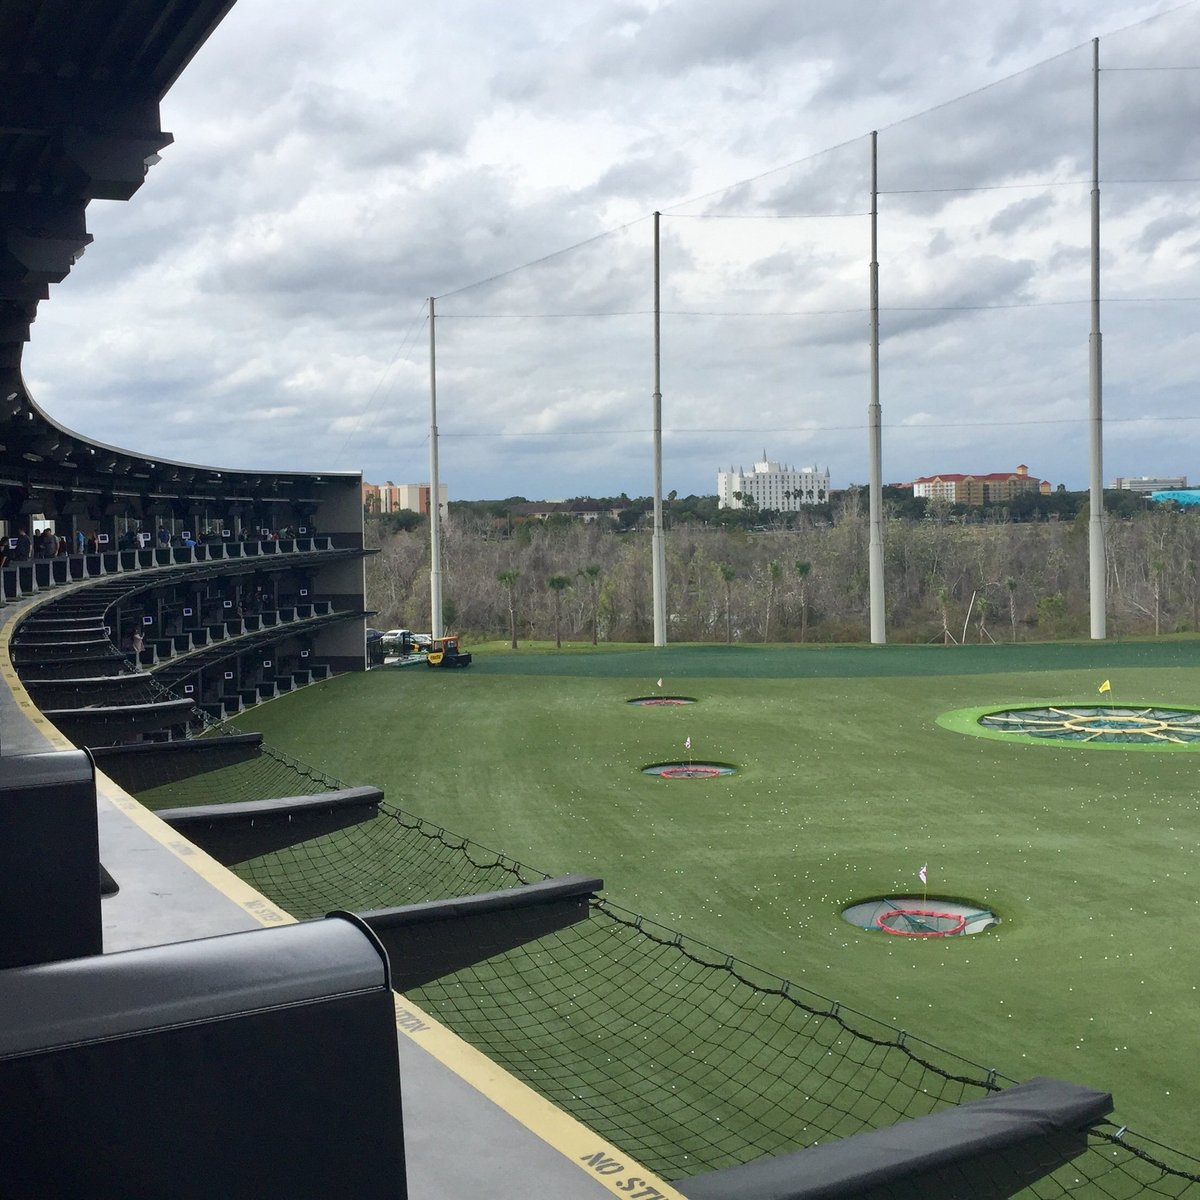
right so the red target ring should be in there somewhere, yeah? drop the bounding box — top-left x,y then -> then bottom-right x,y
875,908 -> 967,937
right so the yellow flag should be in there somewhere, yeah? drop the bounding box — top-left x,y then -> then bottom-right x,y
1098,679 -> 1111,694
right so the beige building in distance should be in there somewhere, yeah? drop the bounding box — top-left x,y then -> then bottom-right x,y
911,464 -> 1049,505
363,481 -> 448,519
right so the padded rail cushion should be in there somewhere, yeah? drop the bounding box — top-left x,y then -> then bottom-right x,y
43,697 -> 195,724
676,1076 -> 1113,1200
0,749 -> 101,968
157,787 -> 386,864
0,917 -> 407,1200
25,673 -> 159,705
90,732 -> 264,792
360,873 -> 603,991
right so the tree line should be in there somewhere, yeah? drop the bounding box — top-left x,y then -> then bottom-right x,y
366,497 -> 1200,645
433,485 -> 1156,535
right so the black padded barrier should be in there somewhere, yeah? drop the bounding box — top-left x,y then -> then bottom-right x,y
360,873 -> 603,992
158,787 -> 386,864
0,917 -> 407,1199
0,749 -> 101,969
676,1076 -> 1113,1200
89,732 -> 265,793
43,697 -> 196,744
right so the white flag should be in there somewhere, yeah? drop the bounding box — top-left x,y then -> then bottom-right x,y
656,678 -> 663,688
918,864 -> 928,885
684,736 -> 692,751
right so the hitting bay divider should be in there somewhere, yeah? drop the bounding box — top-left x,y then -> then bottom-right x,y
0,916 -> 408,1200
157,788 -> 386,865
90,733 -> 266,795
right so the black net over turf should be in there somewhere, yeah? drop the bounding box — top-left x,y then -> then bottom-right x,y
134,735 -> 343,809
980,706 -> 1200,746
135,762 -> 1200,1195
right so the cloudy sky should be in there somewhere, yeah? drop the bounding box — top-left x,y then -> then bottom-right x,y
22,0 -> 1200,499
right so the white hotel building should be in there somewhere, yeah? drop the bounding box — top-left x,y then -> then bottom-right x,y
717,457 -> 830,511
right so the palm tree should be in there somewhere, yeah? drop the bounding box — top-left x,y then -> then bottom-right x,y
718,562 -> 736,644
1151,558 -> 1165,636
546,575 -> 572,648
976,594 -> 994,643
795,560 -> 812,643
764,559 -> 781,641
497,570 -> 520,649
936,585 -> 957,645
579,564 -> 602,646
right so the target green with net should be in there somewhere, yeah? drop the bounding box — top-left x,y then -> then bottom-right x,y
938,703 -> 1200,750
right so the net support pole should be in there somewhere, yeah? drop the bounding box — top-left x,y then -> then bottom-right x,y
429,296 -> 444,640
867,131 -> 886,645
651,211 -> 668,648
1088,38 -> 1106,640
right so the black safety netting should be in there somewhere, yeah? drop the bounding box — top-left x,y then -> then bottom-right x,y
135,751 -> 1200,1195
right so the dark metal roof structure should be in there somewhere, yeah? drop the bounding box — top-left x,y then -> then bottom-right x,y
0,1 -> 357,520
0,0 -> 236,364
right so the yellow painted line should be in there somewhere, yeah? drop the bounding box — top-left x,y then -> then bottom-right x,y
95,775 -> 297,927
0,597 -> 76,752
1,593 -> 685,1197
393,994 -> 689,1200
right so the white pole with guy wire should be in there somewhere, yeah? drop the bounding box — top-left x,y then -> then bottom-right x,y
428,296 -> 444,639
652,211 -> 668,647
867,130 -> 886,645
1088,37 -> 1106,640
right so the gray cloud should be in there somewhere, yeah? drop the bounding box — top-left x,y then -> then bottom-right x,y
1130,212 -> 1196,255
20,0 -> 1200,501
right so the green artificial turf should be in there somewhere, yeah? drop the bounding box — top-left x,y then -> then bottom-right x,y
238,640 -> 1200,1149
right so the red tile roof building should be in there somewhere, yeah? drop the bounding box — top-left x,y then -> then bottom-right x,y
911,464 -> 1049,505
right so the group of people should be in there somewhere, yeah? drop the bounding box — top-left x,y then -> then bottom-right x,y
1,523 -> 314,569
131,525 -> 309,549
3,528 -> 86,565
